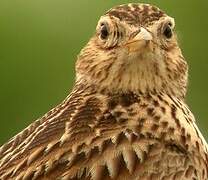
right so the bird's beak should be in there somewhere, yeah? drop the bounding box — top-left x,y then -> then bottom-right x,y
125,27 -> 152,53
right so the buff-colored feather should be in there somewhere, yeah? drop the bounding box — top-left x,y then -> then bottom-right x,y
0,3 -> 207,180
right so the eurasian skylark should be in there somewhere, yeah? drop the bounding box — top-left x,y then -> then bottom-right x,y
0,3 -> 207,180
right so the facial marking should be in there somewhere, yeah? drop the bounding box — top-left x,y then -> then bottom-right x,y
76,3 -> 188,99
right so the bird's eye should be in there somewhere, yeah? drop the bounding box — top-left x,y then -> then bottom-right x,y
100,23 -> 109,40
163,24 -> 173,39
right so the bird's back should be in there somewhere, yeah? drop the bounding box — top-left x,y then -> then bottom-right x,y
0,84 -> 207,180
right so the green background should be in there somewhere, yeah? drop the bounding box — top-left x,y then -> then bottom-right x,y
0,0 -> 207,145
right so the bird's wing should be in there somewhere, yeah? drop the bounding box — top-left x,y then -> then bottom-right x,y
0,88 -> 144,180
0,85 -> 83,162
1,84 -> 136,180
0,84 -> 101,179
0,87 -> 207,180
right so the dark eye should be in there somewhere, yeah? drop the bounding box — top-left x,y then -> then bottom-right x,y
163,25 -> 173,39
100,23 -> 109,40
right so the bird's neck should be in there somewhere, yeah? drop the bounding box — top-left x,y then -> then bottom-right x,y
76,59 -> 186,99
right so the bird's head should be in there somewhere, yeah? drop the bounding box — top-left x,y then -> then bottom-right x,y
76,3 -> 188,98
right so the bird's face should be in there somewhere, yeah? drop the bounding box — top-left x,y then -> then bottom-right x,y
76,4 -> 188,98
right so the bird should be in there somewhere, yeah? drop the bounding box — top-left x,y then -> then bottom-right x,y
0,3 -> 208,180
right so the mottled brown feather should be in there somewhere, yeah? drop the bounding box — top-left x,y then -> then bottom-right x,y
0,3 -> 208,180
0,88 -> 207,179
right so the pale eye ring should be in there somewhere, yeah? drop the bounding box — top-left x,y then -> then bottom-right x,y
100,23 -> 109,40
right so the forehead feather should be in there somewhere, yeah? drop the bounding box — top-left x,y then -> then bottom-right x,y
105,3 -> 166,26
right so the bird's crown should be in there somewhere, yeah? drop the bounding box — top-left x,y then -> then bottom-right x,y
106,3 -> 165,26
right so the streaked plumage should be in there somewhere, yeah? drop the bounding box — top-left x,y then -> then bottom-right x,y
0,3 -> 207,180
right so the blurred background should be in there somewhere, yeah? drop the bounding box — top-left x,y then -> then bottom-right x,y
0,0 -> 207,144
